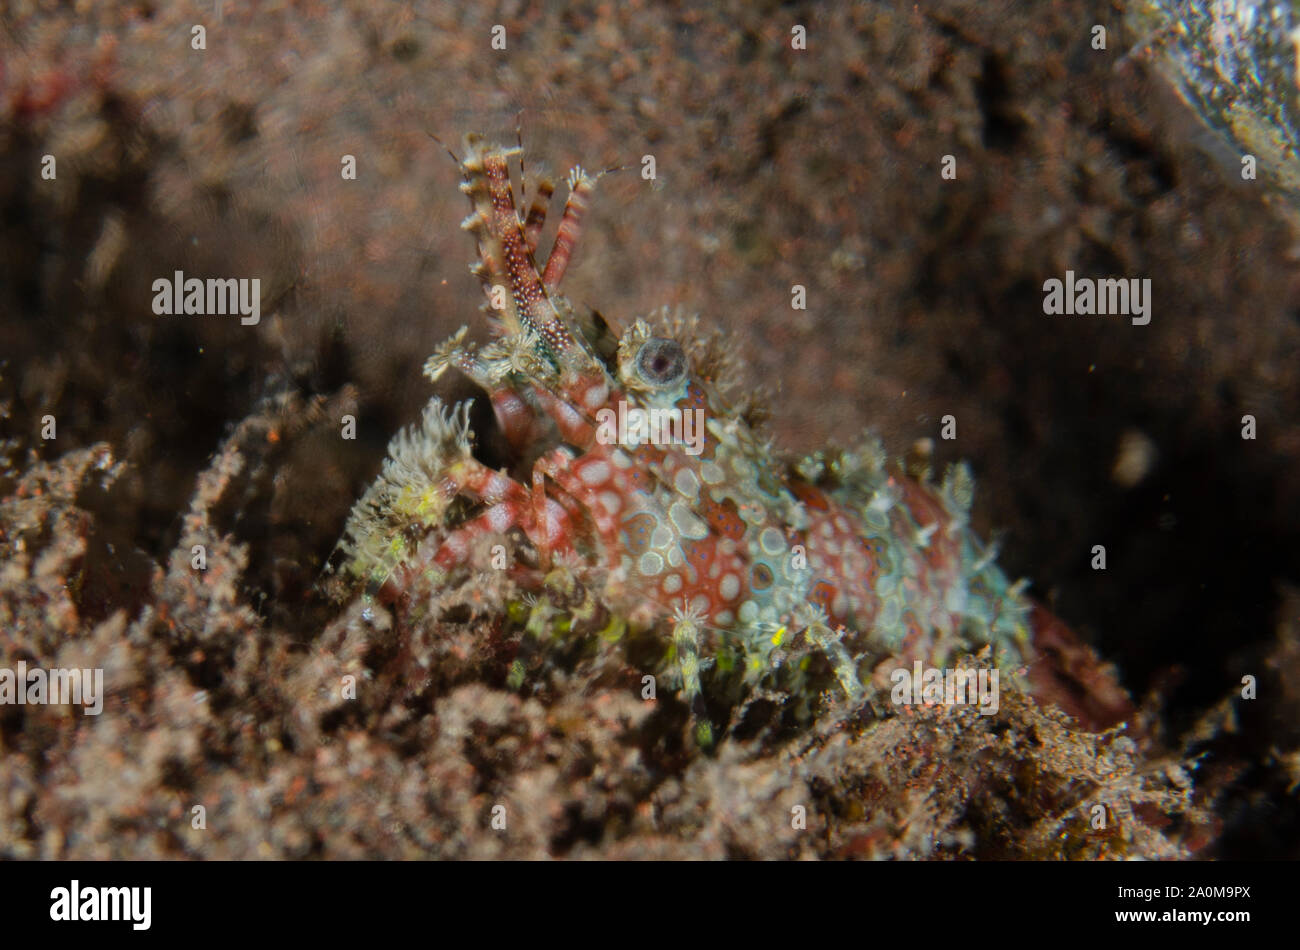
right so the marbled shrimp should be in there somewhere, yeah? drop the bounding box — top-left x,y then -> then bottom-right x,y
330,133 -> 1132,745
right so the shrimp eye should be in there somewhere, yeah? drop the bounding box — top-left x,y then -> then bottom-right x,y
635,337 -> 687,387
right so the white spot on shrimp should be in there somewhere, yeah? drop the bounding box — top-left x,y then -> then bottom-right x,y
485,504 -> 511,532
557,401 -> 583,430
719,573 -> 741,601
674,467 -> 701,500
669,501 -> 708,540
759,527 -> 786,556
542,499 -> 570,545
700,461 -> 726,485
662,572 -> 683,594
651,523 -> 674,550
483,472 -> 513,502
639,551 -> 665,576
580,460 -> 612,486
